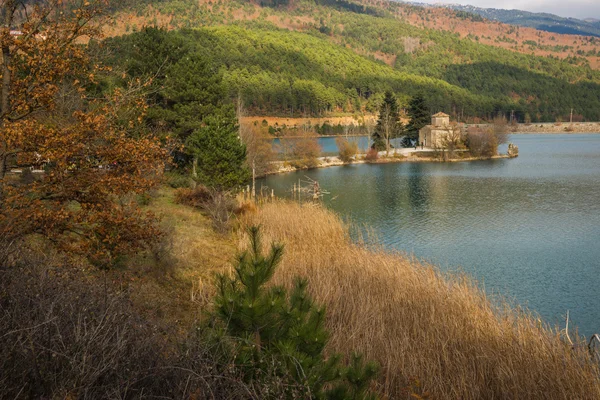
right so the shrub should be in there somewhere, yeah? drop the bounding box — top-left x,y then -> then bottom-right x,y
336,137 -> 359,163
174,186 -> 211,208
0,264 -> 167,398
292,136 -> 321,168
365,148 -> 379,161
0,261 -> 259,399
165,171 -> 191,188
234,200 -> 258,216
465,126 -> 498,158
136,192 -> 153,206
213,226 -> 380,399
281,132 -> 322,169
202,190 -> 238,233
175,187 -> 236,233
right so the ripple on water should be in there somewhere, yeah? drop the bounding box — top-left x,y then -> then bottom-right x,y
262,134 -> 600,336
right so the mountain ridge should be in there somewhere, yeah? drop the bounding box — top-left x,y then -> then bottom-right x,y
407,2 -> 600,37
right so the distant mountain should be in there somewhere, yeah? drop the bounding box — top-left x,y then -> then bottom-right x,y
437,4 -> 600,37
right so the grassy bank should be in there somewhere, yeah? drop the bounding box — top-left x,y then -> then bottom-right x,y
237,201 -> 600,399
3,188 -> 600,398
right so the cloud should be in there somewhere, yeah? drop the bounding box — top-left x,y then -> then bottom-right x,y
415,0 -> 600,19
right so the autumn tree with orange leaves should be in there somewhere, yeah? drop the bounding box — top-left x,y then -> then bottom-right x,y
0,0 -> 167,267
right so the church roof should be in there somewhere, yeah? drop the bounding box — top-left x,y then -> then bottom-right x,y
433,112 -> 449,117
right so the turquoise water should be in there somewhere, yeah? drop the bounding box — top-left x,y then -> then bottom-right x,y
260,134 -> 600,337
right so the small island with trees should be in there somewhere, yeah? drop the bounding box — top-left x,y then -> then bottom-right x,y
269,90 -> 518,176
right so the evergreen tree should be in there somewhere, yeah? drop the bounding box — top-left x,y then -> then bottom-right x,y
403,94 -> 431,147
372,91 -> 403,155
214,226 -> 380,399
151,52 -> 226,140
186,106 -> 250,189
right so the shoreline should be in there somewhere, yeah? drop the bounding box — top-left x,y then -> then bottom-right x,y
266,150 -> 514,176
501,122 -> 600,134
268,124 -> 600,140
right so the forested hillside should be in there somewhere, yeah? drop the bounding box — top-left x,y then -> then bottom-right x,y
103,0 -> 600,121
441,4 -> 600,38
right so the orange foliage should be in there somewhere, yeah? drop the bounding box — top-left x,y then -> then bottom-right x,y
0,0 -> 167,267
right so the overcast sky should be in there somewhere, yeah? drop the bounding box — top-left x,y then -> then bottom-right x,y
412,0 -> 600,20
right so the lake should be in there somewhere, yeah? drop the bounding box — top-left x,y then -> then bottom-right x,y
260,134 -> 600,337
272,135 -> 403,155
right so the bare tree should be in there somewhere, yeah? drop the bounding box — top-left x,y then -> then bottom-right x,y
237,96 -> 275,197
493,114 -> 509,147
466,126 -> 498,158
439,122 -> 465,158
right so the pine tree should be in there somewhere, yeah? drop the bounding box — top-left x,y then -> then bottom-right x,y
185,106 -> 250,189
403,94 -> 431,147
214,226 -> 380,399
372,91 -> 403,155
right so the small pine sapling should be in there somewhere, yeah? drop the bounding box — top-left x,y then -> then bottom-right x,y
213,226 -> 380,399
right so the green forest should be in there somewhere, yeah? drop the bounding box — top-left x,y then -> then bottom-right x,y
102,0 -> 600,122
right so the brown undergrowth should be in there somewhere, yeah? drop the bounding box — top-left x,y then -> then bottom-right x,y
4,188 -> 600,398
238,201 -> 600,399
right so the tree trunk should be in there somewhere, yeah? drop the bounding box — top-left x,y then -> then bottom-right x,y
385,124 -> 390,157
192,155 -> 198,179
0,151 -> 6,203
1,1 -> 14,203
2,0 -> 14,119
1,49 -> 10,118
252,159 -> 256,199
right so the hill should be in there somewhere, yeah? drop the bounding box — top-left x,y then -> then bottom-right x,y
104,0 -> 600,121
385,1 -> 600,69
440,4 -> 600,38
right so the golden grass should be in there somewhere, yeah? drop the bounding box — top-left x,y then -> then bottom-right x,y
239,201 -> 600,399
118,187 -> 237,329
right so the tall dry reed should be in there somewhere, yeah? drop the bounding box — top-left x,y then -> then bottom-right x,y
240,201 -> 600,399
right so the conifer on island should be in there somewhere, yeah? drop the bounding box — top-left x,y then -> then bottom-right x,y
372,91 -> 403,155
404,94 -> 431,147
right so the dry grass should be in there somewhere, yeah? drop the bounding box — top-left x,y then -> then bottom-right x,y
117,187 -> 237,329
238,201 -> 600,399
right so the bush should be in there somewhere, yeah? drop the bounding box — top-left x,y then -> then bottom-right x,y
466,127 -> 498,158
0,264 -> 166,398
202,190 -> 238,233
174,186 -> 211,208
165,171 -> 192,188
175,187 -> 236,233
0,262 -> 262,399
281,132 -> 322,169
365,148 -> 379,161
336,137 -> 359,163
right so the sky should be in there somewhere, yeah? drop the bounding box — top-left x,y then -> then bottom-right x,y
411,0 -> 600,20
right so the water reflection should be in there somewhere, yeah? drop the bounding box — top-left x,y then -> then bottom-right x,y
407,163 -> 429,213
261,134 -> 600,336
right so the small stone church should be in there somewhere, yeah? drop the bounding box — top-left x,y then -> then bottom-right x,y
418,112 -> 454,148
